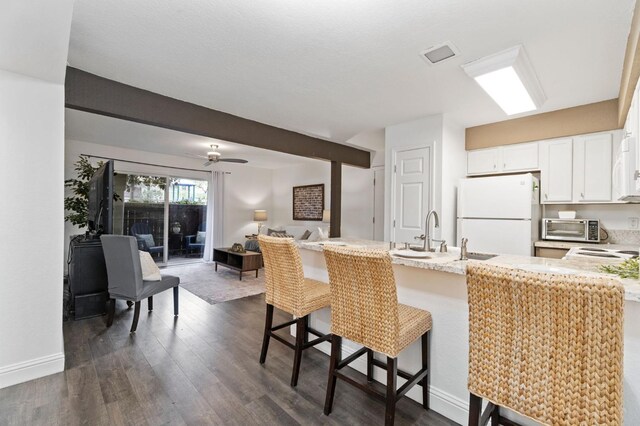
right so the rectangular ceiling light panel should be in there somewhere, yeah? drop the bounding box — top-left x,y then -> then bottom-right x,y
462,45 -> 546,115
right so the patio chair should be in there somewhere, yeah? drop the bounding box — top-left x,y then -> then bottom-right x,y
130,222 -> 164,256
185,223 -> 206,256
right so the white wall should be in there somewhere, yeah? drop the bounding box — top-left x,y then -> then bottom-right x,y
270,161 -> 375,239
64,139 -> 273,253
384,114 -> 466,245
0,70 -> 67,388
441,116 -> 467,246
271,161 -> 331,232
222,166 -> 273,246
0,0 -> 73,389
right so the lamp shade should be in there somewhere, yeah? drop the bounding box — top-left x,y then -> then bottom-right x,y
322,209 -> 331,222
253,210 -> 267,222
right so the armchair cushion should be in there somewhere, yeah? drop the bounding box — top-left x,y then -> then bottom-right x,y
195,231 -> 206,244
137,233 -> 155,248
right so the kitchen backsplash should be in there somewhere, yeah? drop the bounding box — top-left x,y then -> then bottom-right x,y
604,229 -> 640,245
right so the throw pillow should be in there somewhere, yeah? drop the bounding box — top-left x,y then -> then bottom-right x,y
300,229 -> 312,240
272,231 -> 294,238
244,239 -> 261,252
138,233 -> 155,248
317,227 -> 328,240
195,231 -> 206,244
139,250 -> 162,281
267,228 -> 284,236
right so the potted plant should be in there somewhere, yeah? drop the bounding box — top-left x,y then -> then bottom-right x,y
64,155 -> 120,228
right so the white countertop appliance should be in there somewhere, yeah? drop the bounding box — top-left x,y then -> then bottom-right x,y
457,173 -> 540,256
542,218 -> 600,243
613,136 -> 640,201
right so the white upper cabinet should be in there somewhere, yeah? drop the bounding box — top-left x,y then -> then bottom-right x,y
467,148 -> 499,175
467,142 -> 538,175
540,138 -> 573,203
501,142 -> 539,172
572,133 -> 612,202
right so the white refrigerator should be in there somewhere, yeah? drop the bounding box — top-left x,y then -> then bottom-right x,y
457,173 -> 540,256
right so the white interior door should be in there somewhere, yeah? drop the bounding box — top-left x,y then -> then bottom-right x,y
393,147 -> 431,244
373,167 -> 385,241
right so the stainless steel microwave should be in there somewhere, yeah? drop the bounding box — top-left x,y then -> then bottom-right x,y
542,218 -> 600,242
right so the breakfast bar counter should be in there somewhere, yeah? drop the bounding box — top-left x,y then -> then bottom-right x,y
297,239 -> 640,425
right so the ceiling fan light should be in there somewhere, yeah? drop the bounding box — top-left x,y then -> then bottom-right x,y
207,151 -> 221,157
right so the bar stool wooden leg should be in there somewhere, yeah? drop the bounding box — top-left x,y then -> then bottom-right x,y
324,335 -> 342,415
366,348 -> 374,382
421,331 -> 430,410
259,304 -> 274,364
468,393 -> 482,426
490,405 -> 500,426
291,315 -> 307,387
303,314 -> 310,345
385,356 -> 398,426
148,296 -> 153,311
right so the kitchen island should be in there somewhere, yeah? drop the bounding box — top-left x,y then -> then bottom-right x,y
297,239 -> 640,425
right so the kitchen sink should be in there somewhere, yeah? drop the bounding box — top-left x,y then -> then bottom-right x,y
465,252 -> 498,261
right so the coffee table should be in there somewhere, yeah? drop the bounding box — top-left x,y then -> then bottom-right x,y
213,248 -> 262,281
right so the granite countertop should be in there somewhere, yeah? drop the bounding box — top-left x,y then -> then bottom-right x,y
299,238 -> 640,302
534,240 -> 639,250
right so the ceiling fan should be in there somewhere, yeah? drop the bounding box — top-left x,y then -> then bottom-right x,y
188,144 -> 249,166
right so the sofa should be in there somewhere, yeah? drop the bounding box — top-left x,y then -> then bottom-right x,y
245,225 -> 326,252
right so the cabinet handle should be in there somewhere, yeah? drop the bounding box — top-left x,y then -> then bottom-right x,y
544,193 -> 548,199
580,193 -> 584,199
503,163 -> 506,168
493,164 -> 496,169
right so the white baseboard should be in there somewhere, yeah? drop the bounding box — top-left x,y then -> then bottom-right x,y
0,353 -> 65,389
313,340 -> 467,425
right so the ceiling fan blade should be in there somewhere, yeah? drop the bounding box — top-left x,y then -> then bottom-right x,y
219,158 -> 248,164
184,152 -> 209,160
203,161 -> 213,167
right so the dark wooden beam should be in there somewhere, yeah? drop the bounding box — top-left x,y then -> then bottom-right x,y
330,161 -> 342,238
65,67 -> 370,168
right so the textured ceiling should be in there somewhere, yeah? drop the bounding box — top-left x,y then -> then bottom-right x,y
68,0 -> 635,143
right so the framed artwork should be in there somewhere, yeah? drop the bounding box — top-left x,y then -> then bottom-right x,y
292,184 -> 324,221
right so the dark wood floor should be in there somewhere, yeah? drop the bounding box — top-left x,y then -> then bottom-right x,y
0,287 -> 458,425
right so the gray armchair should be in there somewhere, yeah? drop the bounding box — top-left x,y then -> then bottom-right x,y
100,235 -> 180,332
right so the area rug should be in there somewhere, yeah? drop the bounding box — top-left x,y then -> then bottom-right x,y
163,262 -> 265,305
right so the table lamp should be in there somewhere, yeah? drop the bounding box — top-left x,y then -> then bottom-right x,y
322,209 -> 331,236
253,210 -> 267,235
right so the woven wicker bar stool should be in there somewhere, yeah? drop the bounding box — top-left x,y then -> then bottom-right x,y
257,235 -> 332,387
467,263 -> 624,426
322,245 -> 432,426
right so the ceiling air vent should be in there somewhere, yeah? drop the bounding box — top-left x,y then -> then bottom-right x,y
420,42 -> 459,65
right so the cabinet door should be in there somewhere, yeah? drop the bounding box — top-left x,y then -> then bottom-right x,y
540,138 -> 573,203
502,142 -> 539,172
467,148 -> 499,175
573,133 -> 612,202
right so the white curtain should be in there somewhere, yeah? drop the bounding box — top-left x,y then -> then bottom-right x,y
203,170 -> 225,261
